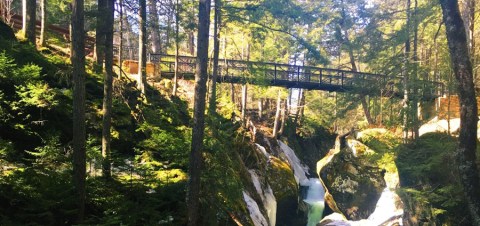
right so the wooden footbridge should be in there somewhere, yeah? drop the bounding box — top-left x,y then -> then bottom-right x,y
149,54 -> 444,100
4,14 -> 443,100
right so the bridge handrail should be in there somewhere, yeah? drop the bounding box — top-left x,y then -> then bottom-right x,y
150,54 -> 387,79
149,53 -> 444,99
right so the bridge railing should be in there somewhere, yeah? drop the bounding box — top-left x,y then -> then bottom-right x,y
148,54 -> 444,99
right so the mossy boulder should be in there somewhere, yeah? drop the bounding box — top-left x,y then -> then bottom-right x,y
319,137 -> 386,220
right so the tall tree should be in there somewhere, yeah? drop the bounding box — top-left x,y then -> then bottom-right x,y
440,0 -> 480,224
117,0 -> 123,76
22,0 -> 26,32
461,0 -> 475,57
403,0 -> 412,142
172,0 -> 180,96
334,0 -> 374,125
411,0 -> 419,139
71,0 -> 86,221
25,0 -> 36,43
138,0 -> 147,97
208,0 -> 221,113
187,0 -> 210,224
101,0 -> 115,179
272,90 -> 281,138
95,0 -> 106,72
148,0 -> 161,53
241,84 -> 247,123
39,0 -> 46,46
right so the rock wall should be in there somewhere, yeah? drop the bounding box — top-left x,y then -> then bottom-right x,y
437,95 -> 480,119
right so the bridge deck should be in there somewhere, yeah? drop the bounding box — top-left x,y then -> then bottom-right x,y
150,54 -> 444,100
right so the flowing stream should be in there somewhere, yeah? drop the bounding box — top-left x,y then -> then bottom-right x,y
304,178 -> 326,226
278,141 -> 326,226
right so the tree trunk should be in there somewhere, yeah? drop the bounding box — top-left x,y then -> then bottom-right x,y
208,0 -> 221,113
278,99 -> 287,135
101,0 -> 115,180
241,84 -> 247,123
22,0 -> 26,32
294,89 -> 303,125
148,0 -> 161,53
230,83 -> 235,104
188,0 -> 210,225
138,0 -> 147,97
343,26 -> 374,125
25,0 -> 36,44
403,0 -> 411,142
172,0 -> 179,96
272,90 -> 281,138
71,0 -> 86,221
118,0 -> 123,77
411,0 -> 419,139
95,0 -> 106,73
440,0 -> 480,224
299,89 -> 306,126
188,31 -> 195,55
39,0 -> 46,46
123,6 -> 133,60
258,98 -> 263,119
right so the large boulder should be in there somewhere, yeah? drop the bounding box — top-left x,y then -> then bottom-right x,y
319,136 -> 386,220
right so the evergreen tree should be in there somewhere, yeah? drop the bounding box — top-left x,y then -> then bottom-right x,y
188,0 -> 210,225
39,0 -> 46,46
138,0 -> 147,97
440,0 -> 480,223
208,0 -> 221,113
101,0 -> 115,179
95,0 -> 106,72
71,0 -> 86,221
25,0 -> 36,43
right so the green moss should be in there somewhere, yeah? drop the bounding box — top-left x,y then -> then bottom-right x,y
267,157 -> 298,201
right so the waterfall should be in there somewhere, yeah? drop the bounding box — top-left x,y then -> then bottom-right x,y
278,141 -> 326,225
249,169 -> 277,226
367,188 -> 403,225
243,191 -> 269,226
278,141 -> 310,186
255,143 -> 270,158
304,178 -> 325,226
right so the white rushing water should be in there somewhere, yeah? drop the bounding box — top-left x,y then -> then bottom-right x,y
255,143 -> 270,158
249,169 -> 277,226
304,178 -> 326,226
367,188 -> 403,225
243,191 -> 269,226
278,140 -> 310,186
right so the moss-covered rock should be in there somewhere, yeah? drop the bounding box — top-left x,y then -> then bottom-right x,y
319,139 -> 386,220
318,131 -> 390,220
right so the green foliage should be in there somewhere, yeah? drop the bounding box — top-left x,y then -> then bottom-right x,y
26,134 -> 70,171
396,133 -> 457,186
0,35 -> 195,225
85,178 -> 187,225
199,114 -> 247,223
0,50 -> 68,159
0,169 -> 76,226
395,132 -> 476,225
0,138 -> 14,161
358,129 -> 401,154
